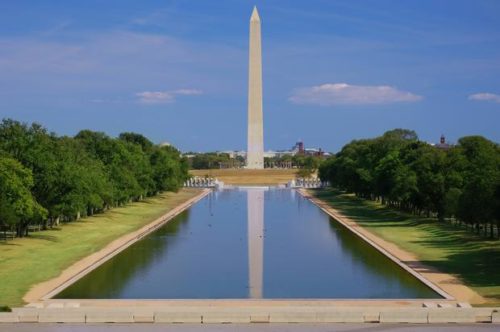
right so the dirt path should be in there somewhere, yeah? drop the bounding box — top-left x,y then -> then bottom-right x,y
298,189 -> 485,305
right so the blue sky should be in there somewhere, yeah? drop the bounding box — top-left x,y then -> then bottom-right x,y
1,0 -> 499,152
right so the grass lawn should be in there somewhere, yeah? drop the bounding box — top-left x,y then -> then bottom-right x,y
0,188 -> 201,308
190,169 -> 298,185
311,189 -> 500,305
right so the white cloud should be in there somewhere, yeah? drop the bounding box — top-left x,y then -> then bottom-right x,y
136,91 -> 175,104
136,89 -> 202,104
172,89 -> 203,96
289,83 -> 422,106
468,92 -> 500,104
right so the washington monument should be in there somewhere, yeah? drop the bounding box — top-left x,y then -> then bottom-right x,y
246,6 -> 264,169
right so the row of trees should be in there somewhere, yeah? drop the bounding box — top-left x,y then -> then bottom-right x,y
264,154 -> 323,169
188,152 -> 324,171
0,119 -> 189,237
319,129 -> 500,238
187,152 -> 243,169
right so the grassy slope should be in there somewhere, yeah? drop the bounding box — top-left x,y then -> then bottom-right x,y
0,189 -> 201,307
311,189 -> 500,304
190,169 -> 298,185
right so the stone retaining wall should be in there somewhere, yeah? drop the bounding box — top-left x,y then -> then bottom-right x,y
1,307 -> 498,324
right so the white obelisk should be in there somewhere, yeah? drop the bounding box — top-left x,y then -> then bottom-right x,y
247,6 -> 264,169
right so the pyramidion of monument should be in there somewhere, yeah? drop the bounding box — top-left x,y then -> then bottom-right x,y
250,6 -> 260,21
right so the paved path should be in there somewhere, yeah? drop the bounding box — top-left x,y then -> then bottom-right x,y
1,323 -> 499,332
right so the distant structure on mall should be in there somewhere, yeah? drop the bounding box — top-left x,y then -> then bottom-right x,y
246,6 -> 264,169
184,140 -> 330,169
432,134 -> 453,150
228,141 -> 328,159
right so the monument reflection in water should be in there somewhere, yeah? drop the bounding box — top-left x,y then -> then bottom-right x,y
55,188 -> 440,299
247,188 -> 265,298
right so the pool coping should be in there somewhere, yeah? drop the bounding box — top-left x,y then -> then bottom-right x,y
5,303 -> 500,324
297,188 -> 485,305
23,188 -> 212,304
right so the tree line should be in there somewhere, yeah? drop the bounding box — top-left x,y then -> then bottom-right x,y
0,119 -> 189,237
187,152 -> 244,169
265,154 -> 323,169
187,151 -> 324,172
319,129 -> 500,238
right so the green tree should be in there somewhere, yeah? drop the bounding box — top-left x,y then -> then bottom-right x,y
151,145 -> 189,192
119,132 -> 154,152
405,144 -> 447,219
0,155 -> 46,236
455,136 -> 500,236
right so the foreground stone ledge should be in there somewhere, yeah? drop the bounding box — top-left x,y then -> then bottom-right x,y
203,312 -> 251,323
427,309 -> 477,323
250,314 -> 270,323
492,311 -> 499,323
17,309 -> 38,323
475,309 -> 495,323
85,311 -> 134,323
38,310 -> 85,323
269,311 -> 317,323
133,313 -> 154,323
315,310 -> 364,323
0,313 -> 19,323
380,309 -> 429,323
363,312 -> 380,323
2,307 -> 500,324
154,312 -> 202,323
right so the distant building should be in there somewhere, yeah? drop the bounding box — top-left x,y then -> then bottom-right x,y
292,141 -> 305,155
304,148 -> 325,157
221,150 -> 236,158
434,134 -> 453,150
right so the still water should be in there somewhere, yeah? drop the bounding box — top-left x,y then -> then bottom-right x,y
56,188 -> 440,299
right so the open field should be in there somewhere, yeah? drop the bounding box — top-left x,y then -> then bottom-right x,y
310,189 -> 500,305
190,169 -> 298,185
0,189 -> 201,308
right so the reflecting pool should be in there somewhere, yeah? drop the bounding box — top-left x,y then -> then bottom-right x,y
56,188 -> 440,299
